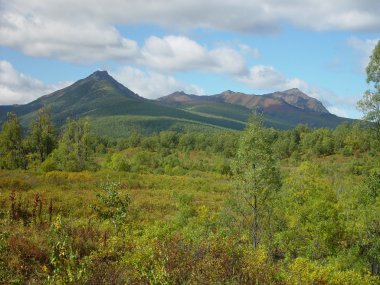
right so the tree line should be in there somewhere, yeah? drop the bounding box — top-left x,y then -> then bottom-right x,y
0,108 -> 379,174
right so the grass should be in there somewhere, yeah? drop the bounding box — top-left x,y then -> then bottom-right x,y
0,150 -> 379,284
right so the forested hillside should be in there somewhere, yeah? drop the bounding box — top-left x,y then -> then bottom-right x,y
0,71 -> 352,135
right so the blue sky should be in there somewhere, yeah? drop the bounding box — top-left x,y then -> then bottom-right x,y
0,1 -> 379,118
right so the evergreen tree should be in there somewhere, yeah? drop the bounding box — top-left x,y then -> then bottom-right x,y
0,113 -> 26,169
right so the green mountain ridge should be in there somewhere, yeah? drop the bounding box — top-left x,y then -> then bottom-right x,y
158,89 -> 351,129
0,71 -> 353,136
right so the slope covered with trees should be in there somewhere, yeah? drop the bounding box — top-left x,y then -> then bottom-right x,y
0,71 -> 353,135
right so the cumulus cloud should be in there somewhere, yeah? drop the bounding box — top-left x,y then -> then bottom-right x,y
0,60 -> 69,105
112,66 -> 204,99
1,1 -> 379,64
238,65 -> 308,91
141,36 -> 246,74
1,3 -> 250,74
0,8 -> 139,63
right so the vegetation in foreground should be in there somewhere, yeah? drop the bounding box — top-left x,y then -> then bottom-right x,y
0,109 -> 380,284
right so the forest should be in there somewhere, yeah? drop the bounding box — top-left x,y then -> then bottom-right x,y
0,41 -> 379,285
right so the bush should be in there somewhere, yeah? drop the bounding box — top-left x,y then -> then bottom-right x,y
108,153 -> 131,172
286,258 -> 378,285
40,157 -> 58,172
0,177 -> 32,191
91,179 -> 130,233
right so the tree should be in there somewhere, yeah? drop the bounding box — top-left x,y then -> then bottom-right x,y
357,40 -> 380,139
0,113 -> 26,169
232,113 -> 281,250
28,108 -> 56,163
49,118 -> 95,171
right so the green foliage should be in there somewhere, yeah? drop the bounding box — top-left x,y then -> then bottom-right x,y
1,112 -> 380,283
301,128 -> 335,156
27,108 -> 56,164
91,179 -> 130,233
108,152 -> 131,171
48,215 -> 88,284
0,231 -> 11,282
358,40 -> 380,139
49,118 -> 96,171
279,162 -> 342,259
174,193 -> 197,226
0,113 -> 26,169
232,113 -> 281,248
286,258 -> 378,285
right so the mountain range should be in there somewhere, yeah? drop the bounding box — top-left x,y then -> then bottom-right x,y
0,71 -> 352,136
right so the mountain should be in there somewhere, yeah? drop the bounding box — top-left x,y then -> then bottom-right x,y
0,71 -> 353,136
0,71 -> 247,136
269,88 -> 329,113
159,88 -> 328,114
1,71 -> 142,122
157,89 -> 351,129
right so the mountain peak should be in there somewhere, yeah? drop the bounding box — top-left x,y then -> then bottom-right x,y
221,90 -> 238,95
87,70 -> 112,81
168,91 -> 189,96
284,88 -> 301,92
281,88 -> 309,99
158,91 -> 202,104
220,90 -> 254,97
270,88 -> 329,113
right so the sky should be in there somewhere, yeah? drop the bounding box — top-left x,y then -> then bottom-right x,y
0,1 -> 379,118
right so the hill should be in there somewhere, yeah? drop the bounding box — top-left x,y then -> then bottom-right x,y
0,71 -> 353,135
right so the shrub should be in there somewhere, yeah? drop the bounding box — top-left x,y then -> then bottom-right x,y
91,179 -> 130,233
0,177 -> 32,191
286,258 -> 379,285
108,153 -> 131,172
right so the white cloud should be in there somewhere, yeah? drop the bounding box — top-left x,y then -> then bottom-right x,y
238,65 -> 308,91
0,60 -> 69,104
239,44 -> 261,59
327,106 -> 348,118
0,10 -> 139,64
141,36 -> 246,74
112,66 -> 204,99
1,1 -> 379,65
3,1 -> 379,35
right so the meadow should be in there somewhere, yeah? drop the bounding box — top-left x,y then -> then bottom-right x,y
0,112 -> 380,284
